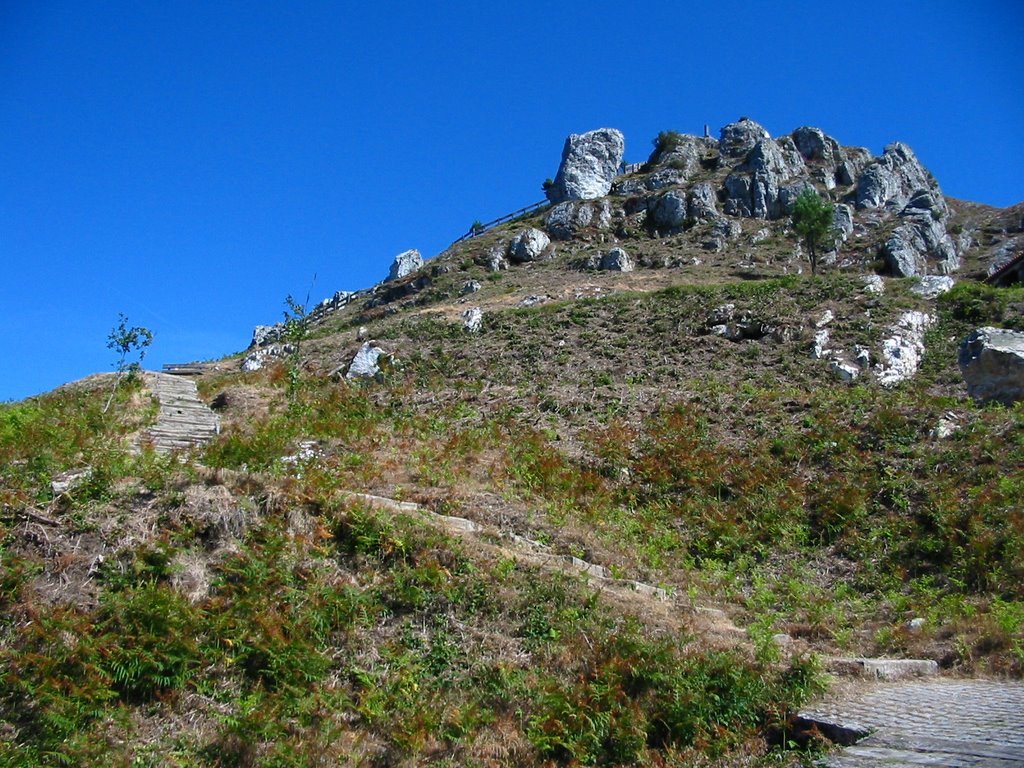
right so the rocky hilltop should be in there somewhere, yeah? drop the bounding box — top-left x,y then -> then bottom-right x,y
1,117 -> 1022,767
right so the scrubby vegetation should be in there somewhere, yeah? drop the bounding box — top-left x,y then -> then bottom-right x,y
2,198 -> 1022,765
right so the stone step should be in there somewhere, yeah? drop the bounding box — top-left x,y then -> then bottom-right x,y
826,657 -> 939,681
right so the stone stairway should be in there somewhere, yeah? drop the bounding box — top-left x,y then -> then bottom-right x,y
143,373 -> 220,453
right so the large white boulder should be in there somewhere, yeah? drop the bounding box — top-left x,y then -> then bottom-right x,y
508,228 -> 551,263
387,249 -> 423,281
546,128 -> 625,203
346,342 -> 386,379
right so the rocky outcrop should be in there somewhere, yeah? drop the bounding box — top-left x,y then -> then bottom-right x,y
719,117 -> 770,159
723,139 -> 806,219
687,182 -> 719,221
250,325 -> 280,349
790,126 -> 852,190
851,143 -> 959,276
475,244 -> 508,272
856,143 -> 940,213
883,213 -> 958,277
833,204 -> 854,242
611,168 -> 687,196
508,228 -> 551,263
958,327 -> 1024,404
387,249 -> 423,281
647,133 -> 717,180
874,311 -> 934,387
546,128 -> 625,204
546,200 -> 613,240
241,343 -> 294,372
650,191 -> 688,229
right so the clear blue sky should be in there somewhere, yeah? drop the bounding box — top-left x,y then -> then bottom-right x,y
2,0 -> 1022,401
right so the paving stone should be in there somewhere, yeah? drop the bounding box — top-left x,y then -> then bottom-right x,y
799,679 -> 1024,767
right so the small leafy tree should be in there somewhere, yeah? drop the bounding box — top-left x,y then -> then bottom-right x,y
104,313 -> 154,412
791,189 -> 837,276
282,275 -> 317,400
282,294 -> 309,399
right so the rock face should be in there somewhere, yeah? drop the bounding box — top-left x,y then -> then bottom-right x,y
650,191 -> 689,229
387,249 -> 423,281
546,200 -> 613,240
647,133 -> 717,181
723,138 -> 807,219
508,228 -> 551,263
546,128 -> 625,204
687,182 -> 719,221
719,117 -> 770,159
833,204 -> 854,242
958,327 -> 1024,404
856,143 -> 936,212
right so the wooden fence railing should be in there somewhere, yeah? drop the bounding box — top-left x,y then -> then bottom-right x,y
448,161 -> 642,246
451,200 -> 550,244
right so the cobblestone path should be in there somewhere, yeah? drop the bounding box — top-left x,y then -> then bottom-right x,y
799,679 -> 1024,766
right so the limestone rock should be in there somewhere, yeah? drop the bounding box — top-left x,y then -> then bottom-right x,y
518,294 -> 548,308
958,327 -> 1024,404
650,191 -> 688,229
599,247 -> 633,272
387,249 -> 424,281
241,343 -> 294,372
719,117 -> 770,159
461,280 -> 481,295
546,200 -> 612,240
791,126 -> 843,166
51,467 -> 93,496
547,128 -> 625,203
856,142 -> 939,213
862,275 -> 885,294
647,133 -> 716,180
723,139 -> 805,220
910,275 -> 955,299
484,244 -> 508,272
830,360 -> 860,381
812,329 -> 831,359
707,304 -> 735,327
874,311 -> 934,387
346,342 -> 386,379
833,204 -> 854,242
611,168 -> 686,196
508,228 -> 551,263
836,146 -> 872,186
250,324 -> 281,349
687,182 -> 719,221
461,307 -> 483,333
883,213 -> 958,277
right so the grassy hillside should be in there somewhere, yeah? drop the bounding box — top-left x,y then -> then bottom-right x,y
2,165 -> 1023,765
